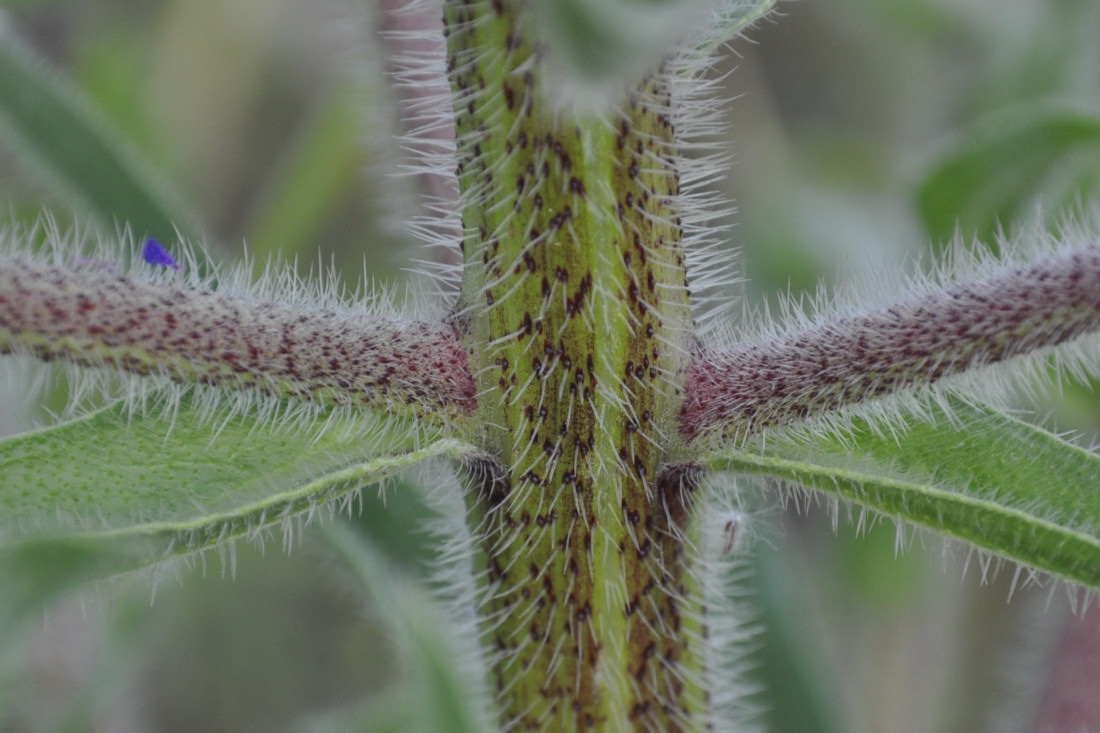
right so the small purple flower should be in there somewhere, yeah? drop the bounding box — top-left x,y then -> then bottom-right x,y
143,238 -> 181,270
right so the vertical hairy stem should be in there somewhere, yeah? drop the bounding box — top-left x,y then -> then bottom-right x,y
444,1 -> 705,729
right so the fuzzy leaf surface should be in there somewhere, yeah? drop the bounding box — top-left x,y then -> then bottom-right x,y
0,398 -> 474,578
705,401 -> 1100,587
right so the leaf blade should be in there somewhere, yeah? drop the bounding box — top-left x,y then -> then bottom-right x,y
0,21 -> 199,247
704,401 -> 1100,588
527,0 -> 775,89
0,399 -> 475,570
323,524 -> 488,733
917,103 -> 1100,246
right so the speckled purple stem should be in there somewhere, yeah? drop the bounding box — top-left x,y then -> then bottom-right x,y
681,245 -> 1100,442
0,261 -> 477,423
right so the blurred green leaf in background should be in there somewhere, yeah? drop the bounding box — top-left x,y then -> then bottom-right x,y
1,0 -> 1099,731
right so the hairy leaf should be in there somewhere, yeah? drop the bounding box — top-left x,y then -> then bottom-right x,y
0,398 -> 475,581
705,401 -> 1100,588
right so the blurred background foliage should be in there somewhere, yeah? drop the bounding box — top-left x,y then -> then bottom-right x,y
1,0 -> 1099,731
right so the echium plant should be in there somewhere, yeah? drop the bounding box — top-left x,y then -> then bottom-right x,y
3,0 -> 1100,730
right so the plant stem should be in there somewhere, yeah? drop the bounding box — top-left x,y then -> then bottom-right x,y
0,260 -> 476,423
681,245 -> 1100,443
444,1 -> 710,728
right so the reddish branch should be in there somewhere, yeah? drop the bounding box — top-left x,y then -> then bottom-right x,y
0,261 -> 477,423
681,246 -> 1100,441
5,244 -> 1100,440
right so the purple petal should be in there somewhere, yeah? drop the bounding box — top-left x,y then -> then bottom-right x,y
143,238 -> 181,270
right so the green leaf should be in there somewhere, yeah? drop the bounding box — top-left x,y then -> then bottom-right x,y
751,545 -> 846,733
918,104 -> 1100,246
323,524 -> 486,733
0,398 -> 476,596
0,20 -> 200,252
704,401 -> 1100,588
244,89 -> 366,261
529,0 -> 774,88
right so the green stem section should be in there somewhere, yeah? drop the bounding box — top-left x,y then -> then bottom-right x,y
445,1 -> 705,729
